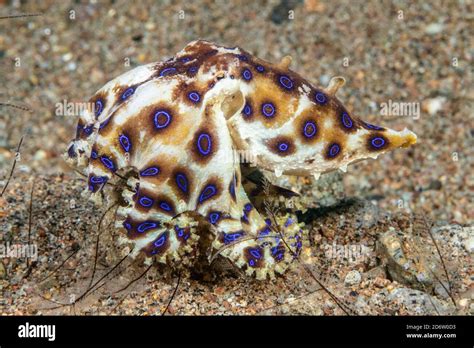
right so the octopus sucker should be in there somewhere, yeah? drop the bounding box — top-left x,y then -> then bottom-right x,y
65,40 -> 417,280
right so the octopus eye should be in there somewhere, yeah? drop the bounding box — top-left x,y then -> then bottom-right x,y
187,91 -> 201,103
314,90 -> 328,105
278,75 -> 294,90
121,87 -> 135,101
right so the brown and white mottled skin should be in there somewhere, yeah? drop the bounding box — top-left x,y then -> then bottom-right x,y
65,40 -> 417,280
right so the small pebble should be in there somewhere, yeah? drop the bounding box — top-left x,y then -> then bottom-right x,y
344,270 -> 362,286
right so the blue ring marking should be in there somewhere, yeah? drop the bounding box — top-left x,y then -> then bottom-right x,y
271,246 -> 284,261
159,201 -> 172,212
249,259 -> 255,267
188,91 -> 200,103
67,144 -> 76,158
153,110 -> 171,129
153,234 -> 167,247
160,67 -> 177,77
90,150 -> 98,159
199,184 -> 217,203
140,166 -> 160,177
121,87 -> 135,101
187,66 -> 198,74
224,232 -> 244,244
138,196 -> 154,208
229,180 -> 236,198
94,99 -> 103,117
119,134 -> 131,152
364,121 -> 384,131
328,143 -> 340,158
243,102 -> 252,117
242,68 -> 252,81
244,203 -> 252,212
209,212 -> 221,224
100,156 -> 115,171
256,65 -> 265,72
284,218 -> 294,227
174,226 -> 189,240
236,54 -> 248,61
197,133 -> 212,155
259,226 -> 271,237
90,176 -> 107,184
279,75 -> 294,89
99,117 -> 110,129
137,221 -> 158,233
265,218 -> 272,226
278,142 -> 289,152
123,221 -> 132,230
304,121 -> 317,138
249,248 -> 262,259
341,112 -> 353,128
241,214 -> 249,223
83,125 -> 93,135
180,57 -> 191,63
314,91 -> 328,105
175,173 -> 188,193
371,136 -> 386,148
262,103 -> 276,117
